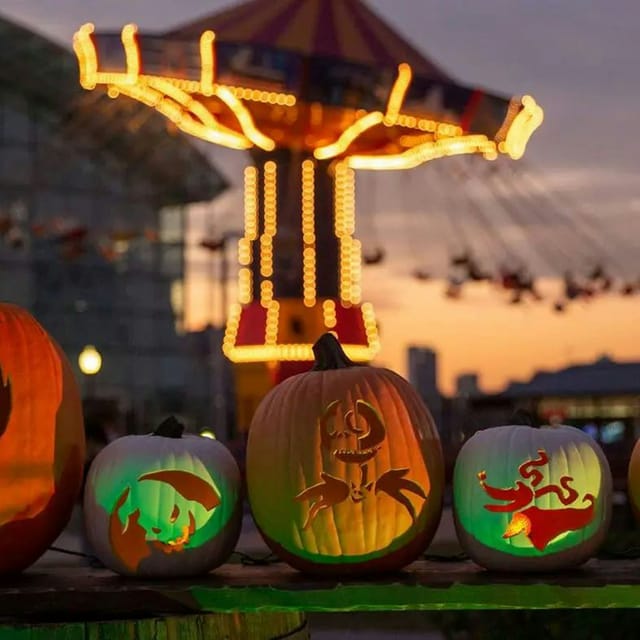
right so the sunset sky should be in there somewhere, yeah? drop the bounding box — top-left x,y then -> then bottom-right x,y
3,0 -> 639,393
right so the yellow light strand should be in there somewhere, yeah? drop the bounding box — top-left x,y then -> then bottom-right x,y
225,343 -> 376,363
334,162 -> 358,305
260,280 -> 274,307
238,267 -> 252,304
263,161 -> 277,237
121,24 -> 140,84
73,23 -> 98,89
146,77 -> 249,144
73,24 -> 278,151
243,166 -> 258,240
350,238 -> 362,304
314,112 -> 384,160
74,23 -> 539,164
334,162 -> 345,237
348,135 -> 497,170
260,162 -> 277,306
500,95 -> 544,160
322,299 -> 337,329
301,159 -> 316,307
111,83 -> 252,150
222,303 -> 242,357
222,301 -> 380,363
199,30 -> 216,96
237,238 -> 252,266
334,163 -> 346,302
265,301 -> 279,345
361,302 -> 381,354
215,85 -> 276,151
384,63 -> 412,126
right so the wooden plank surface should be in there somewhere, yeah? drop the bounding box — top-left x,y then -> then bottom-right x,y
0,614 -> 309,640
2,558 -> 640,620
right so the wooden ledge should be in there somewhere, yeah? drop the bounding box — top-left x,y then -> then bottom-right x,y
2,558 -> 640,621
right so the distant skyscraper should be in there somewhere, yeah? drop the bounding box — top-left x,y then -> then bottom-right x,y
456,373 -> 480,398
407,346 -> 443,437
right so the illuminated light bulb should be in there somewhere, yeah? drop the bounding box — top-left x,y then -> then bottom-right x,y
260,280 -> 274,307
200,430 -> 216,439
265,301 -> 279,344
78,345 -> 102,375
238,268 -> 252,303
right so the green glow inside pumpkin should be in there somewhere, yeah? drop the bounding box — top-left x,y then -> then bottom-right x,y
251,396 -> 433,565
91,450 -> 233,555
454,426 -> 606,557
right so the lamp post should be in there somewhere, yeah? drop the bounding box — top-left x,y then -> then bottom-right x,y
78,344 -> 102,398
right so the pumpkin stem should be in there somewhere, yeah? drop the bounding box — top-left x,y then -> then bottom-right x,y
511,409 -> 541,428
312,333 -> 358,371
153,415 -> 185,438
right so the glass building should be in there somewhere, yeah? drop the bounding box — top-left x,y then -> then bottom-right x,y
0,15 -> 227,428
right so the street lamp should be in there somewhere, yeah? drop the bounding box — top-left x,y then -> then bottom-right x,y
78,345 -> 102,398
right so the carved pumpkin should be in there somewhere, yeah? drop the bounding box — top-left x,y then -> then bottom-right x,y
246,333 -> 444,575
83,417 -> 242,577
626,439 -> 640,522
0,303 -> 85,574
454,424 -> 612,571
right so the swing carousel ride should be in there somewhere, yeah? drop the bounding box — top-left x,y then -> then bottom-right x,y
357,154 -> 639,312
72,0 -> 546,428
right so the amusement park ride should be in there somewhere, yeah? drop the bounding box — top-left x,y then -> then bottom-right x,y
72,0 -> 545,430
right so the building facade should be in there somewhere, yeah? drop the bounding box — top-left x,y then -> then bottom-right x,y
407,346 -> 444,440
0,15 -> 227,430
458,356 -> 640,486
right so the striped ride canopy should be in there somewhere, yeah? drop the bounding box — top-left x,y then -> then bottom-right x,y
167,0 -> 450,81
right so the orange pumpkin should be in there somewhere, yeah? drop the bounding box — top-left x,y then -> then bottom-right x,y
0,304 -> 85,573
246,333 -> 444,575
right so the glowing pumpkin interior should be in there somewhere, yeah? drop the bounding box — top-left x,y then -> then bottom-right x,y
454,425 -> 611,558
0,304 -> 85,573
86,419 -> 240,575
247,333 -> 444,573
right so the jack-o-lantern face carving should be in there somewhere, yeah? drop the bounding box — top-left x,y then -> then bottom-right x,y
0,304 -> 85,575
247,333 -> 445,576
454,424 -> 612,572
320,399 -> 386,464
297,399 -> 428,528
84,417 -> 242,578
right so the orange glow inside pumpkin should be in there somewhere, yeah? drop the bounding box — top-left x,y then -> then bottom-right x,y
0,307 -> 67,525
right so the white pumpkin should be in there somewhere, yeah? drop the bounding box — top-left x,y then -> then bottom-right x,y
84,417 -> 242,577
453,424 -> 612,571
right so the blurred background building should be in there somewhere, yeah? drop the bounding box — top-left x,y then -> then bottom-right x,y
0,15 -> 229,433
407,346 -> 443,439
408,342 -> 640,487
